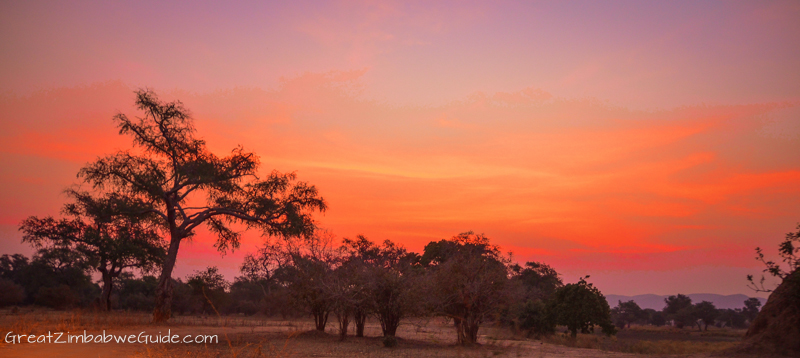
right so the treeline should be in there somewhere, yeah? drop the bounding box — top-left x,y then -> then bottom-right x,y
2,231 -> 619,344
610,294 -> 761,331
1,231 -> 763,344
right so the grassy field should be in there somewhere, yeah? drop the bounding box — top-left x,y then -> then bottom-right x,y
0,308 -> 759,357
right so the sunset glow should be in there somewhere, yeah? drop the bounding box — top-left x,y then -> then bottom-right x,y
2,1 -> 799,297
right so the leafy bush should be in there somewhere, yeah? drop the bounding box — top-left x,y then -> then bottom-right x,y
382,335 -> 398,348
0,278 -> 25,307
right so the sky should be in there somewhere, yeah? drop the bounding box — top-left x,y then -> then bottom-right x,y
1,0 -> 799,297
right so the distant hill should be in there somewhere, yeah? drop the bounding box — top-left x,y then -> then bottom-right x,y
605,294 -> 767,310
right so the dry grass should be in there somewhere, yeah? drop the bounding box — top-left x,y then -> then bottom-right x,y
0,309 -> 760,357
539,326 -> 743,355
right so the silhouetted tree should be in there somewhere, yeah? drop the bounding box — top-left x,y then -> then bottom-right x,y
503,261 -> 562,336
339,236 -> 421,337
663,294 -> 693,328
547,277 -> 616,338
76,90 -> 326,322
742,297 -> 761,323
423,232 -> 510,345
186,266 -> 229,314
611,300 -> 646,329
643,308 -> 666,326
0,253 -> 98,309
258,231 -> 339,330
117,274 -> 159,311
717,308 -> 747,328
20,191 -> 165,310
693,301 -> 718,331
510,261 -> 562,301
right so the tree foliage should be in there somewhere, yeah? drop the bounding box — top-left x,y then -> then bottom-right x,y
423,232 -> 510,345
611,300 -> 646,329
548,277 -> 616,337
19,190 -> 165,310
76,89 -> 326,321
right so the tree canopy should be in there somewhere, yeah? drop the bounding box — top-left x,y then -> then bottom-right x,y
548,277 -> 616,337
77,89 -> 327,321
19,190 -> 164,310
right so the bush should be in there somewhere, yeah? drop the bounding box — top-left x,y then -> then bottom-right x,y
36,285 -> 77,309
383,335 -> 398,348
518,299 -> 555,336
0,278 -> 25,307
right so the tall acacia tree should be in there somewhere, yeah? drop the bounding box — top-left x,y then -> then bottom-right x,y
78,90 -> 327,322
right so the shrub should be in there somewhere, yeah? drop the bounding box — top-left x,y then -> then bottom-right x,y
383,335 -> 398,348
0,278 -> 25,307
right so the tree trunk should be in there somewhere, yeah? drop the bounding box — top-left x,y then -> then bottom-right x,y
153,236 -> 181,323
379,312 -> 400,336
465,319 -> 479,344
354,310 -> 366,337
453,317 -> 465,344
336,311 -> 350,341
100,271 -> 113,311
313,308 -> 329,331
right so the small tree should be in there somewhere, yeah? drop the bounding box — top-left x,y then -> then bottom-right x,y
186,266 -> 229,314
77,90 -> 326,322
20,191 -> 165,310
423,232 -> 510,345
663,294 -> 693,328
510,261 -> 562,300
340,236 -> 420,337
257,231 -> 339,331
643,308 -> 666,326
611,300 -> 646,329
548,277 -> 616,338
742,298 -> 761,322
693,301 -> 718,331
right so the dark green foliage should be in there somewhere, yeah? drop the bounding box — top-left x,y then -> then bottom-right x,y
509,261 -> 562,301
0,278 -> 26,307
517,299 -> 556,336
663,294 -> 694,328
228,278 -> 267,315
170,279 -> 194,315
19,190 -> 165,311
117,274 -> 159,311
643,308 -> 666,326
611,300 -> 647,329
693,301 -> 718,331
717,308 -> 748,328
548,277 -> 616,337
500,261 -> 562,336
742,297 -> 761,322
0,253 -> 98,309
187,266 -> 229,314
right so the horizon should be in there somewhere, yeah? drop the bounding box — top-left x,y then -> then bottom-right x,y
2,1 -> 799,299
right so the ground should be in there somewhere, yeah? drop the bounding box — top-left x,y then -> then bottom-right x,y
0,309 -> 766,358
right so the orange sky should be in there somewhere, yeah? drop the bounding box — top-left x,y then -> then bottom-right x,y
1,1 -> 799,296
